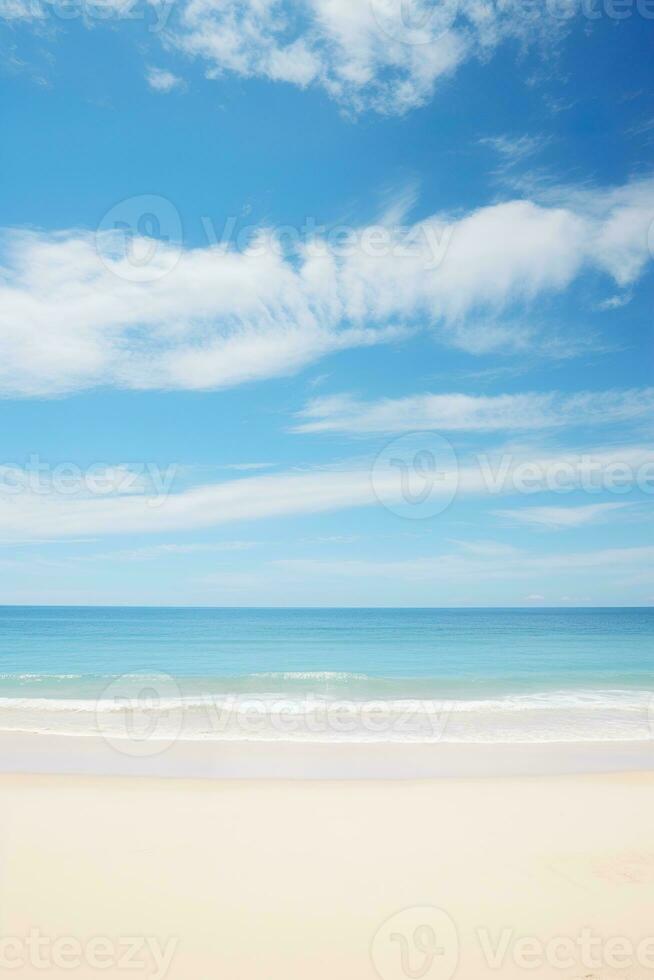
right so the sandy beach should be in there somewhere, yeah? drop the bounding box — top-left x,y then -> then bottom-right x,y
1,761 -> 654,979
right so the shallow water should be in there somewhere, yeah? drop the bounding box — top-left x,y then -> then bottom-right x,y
0,606 -> 652,743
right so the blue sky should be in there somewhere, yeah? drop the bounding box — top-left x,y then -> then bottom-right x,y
0,0 -> 653,605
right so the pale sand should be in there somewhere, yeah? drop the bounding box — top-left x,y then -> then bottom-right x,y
1,769 -> 654,979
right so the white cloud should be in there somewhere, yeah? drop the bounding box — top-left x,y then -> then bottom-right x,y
2,176 -> 654,398
169,0 -> 561,114
0,226 -> 396,397
295,388 -> 654,434
0,0 -> 569,114
526,176 -> 654,287
0,464 -> 379,538
145,67 -> 185,93
1,0 -> 137,19
0,444 -> 651,540
479,133 -> 550,164
596,293 -> 632,311
0,0 -> 42,18
495,502 -> 632,530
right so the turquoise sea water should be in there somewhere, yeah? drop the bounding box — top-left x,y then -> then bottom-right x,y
0,606 -> 652,743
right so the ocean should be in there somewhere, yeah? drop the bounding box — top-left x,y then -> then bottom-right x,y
0,605 -> 652,744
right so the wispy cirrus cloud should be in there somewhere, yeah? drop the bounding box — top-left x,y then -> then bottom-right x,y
294,388 -> 654,434
221,462 -> 278,472
0,444 -> 651,540
479,133 -> 550,165
494,501 -> 633,530
1,175 -> 654,398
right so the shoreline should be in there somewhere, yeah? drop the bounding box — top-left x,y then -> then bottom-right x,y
0,730 -> 652,778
